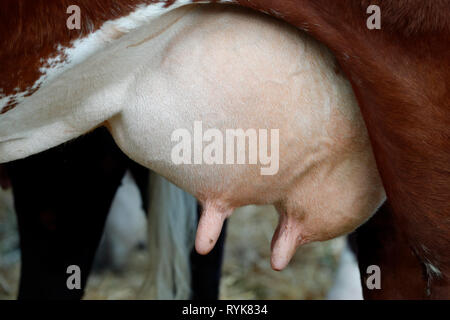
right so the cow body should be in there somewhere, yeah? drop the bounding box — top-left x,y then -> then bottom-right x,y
105,6 -> 386,270
0,4 -> 385,272
1,1 -> 448,298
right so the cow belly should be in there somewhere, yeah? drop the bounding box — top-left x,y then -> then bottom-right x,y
106,5 -> 386,270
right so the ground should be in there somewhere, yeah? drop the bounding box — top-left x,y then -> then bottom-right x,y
0,190 -> 344,300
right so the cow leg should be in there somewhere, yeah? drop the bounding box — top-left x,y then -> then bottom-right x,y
6,127 -> 128,300
190,203 -> 228,300
353,202 -> 428,299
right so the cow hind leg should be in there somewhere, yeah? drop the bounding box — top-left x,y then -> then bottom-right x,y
6,127 -> 128,299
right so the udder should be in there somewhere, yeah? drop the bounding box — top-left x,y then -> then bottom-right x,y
107,5 -> 386,270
